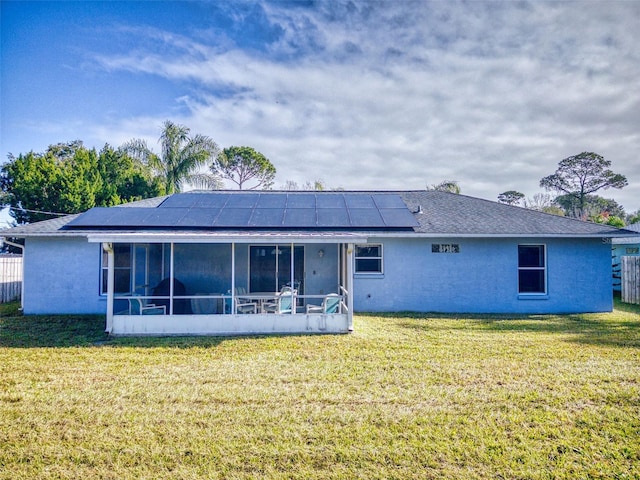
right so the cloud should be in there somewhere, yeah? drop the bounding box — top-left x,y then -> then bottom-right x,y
81,1 -> 640,210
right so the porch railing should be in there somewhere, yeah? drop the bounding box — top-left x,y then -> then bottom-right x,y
113,292 -> 348,316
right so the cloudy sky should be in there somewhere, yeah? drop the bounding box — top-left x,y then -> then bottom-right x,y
2,0 -> 639,227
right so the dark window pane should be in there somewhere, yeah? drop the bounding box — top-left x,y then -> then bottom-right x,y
114,244 -> 131,267
518,245 -> 544,268
114,270 -> 131,294
519,270 -> 545,293
356,258 -> 382,273
355,245 -> 381,258
102,270 -> 107,294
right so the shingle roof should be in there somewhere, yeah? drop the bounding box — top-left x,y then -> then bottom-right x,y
1,196 -> 169,236
399,191 -> 632,236
1,190 -> 634,238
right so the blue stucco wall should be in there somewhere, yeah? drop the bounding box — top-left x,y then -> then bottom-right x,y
23,237 -> 106,314
304,244 -> 340,296
22,236 -> 613,315
354,237 -> 613,314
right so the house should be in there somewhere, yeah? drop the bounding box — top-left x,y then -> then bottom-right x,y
612,222 -> 640,291
2,190 -> 635,336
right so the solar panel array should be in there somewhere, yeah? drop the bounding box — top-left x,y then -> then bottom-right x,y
65,192 -> 419,229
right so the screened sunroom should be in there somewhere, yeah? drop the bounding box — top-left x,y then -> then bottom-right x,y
92,235 -> 361,335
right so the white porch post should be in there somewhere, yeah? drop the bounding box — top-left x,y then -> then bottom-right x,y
169,242 -> 174,315
346,243 -> 354,330
231,242 -> 236,314
103,242 -> 114,333
290,242 -> 295,314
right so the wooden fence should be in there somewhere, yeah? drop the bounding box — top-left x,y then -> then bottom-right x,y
0,254 -> 22,303
621,256 -> 640,305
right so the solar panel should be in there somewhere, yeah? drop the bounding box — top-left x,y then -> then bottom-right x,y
65,192 -> 419,230
160,194 -> 198,208
316,193 -> 345,208
225,193 -> 259,208
176,208 -> 221,227
317,208 -> 350,227
193,194 -> 230,209
379,208 -> 419,227
65,207 -> 114,227
283,208 -> 317,227
140,208 -> 187,225
104,208 -> 156,226
249,208 -> 285,227
348,208 -> 385,227
344,193 -> 376,208
372,194 -> 407,208
214,207 -> 253,226
285,193 -> 316,208
256,194 -> 287,209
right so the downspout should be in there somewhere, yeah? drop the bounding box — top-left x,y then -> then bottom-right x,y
1,238 -> 25,311
103,242 -> 114,334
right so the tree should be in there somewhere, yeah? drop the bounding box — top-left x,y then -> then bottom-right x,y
211,146 -> 276,190
427,180 -> 460,194
281,179 -> 326,191
627,210 -> 640,225
553,193 -> 625,221
96,144 -> 165,206
540,152 -> 627,219
497,190 -> 525,206
125,120 -> 220,194
592,213 -> 625,228
0,142 -> 164,224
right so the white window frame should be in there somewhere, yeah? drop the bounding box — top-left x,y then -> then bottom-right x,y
354,244 -> 383,274
517,244 -> 547,295
100,243 -> 132,296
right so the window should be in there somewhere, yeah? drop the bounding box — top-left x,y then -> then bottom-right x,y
355,244 -> 383,274
432,244 -> 460,253
518,245 -> 546,294
100,244 -> 132,295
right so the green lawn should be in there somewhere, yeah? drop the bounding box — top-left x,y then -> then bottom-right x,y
1,301 -> 639,479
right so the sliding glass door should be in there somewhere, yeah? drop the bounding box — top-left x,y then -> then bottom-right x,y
249,245 -> 304,294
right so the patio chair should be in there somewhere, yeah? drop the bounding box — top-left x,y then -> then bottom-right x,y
235,296 -> 257,314
128,296 -> 166,315
263,290 -> 296,314
306,293 -> 341,314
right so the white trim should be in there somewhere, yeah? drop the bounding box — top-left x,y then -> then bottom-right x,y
86,233 -> 369,243
354,243 -> 384,274
103,243 -> 114,333
517,243 -> 547,295
346,244 -> 354,330
362,232 -> 632,239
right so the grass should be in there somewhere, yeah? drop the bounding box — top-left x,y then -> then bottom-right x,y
1,300 -> 639,479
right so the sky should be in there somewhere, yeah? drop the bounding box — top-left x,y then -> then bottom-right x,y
1,0 -> 639,228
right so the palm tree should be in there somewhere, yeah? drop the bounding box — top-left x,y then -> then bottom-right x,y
124,121 -> 221,194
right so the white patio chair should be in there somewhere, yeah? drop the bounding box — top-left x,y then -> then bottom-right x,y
128,296 -> 166,315
263,289 -> 296,314
306,293 -> 341,314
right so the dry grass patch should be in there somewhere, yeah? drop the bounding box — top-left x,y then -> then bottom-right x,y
1,300 -> 639,479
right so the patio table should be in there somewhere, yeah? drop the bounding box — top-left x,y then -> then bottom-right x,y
243,292 -> 280,313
